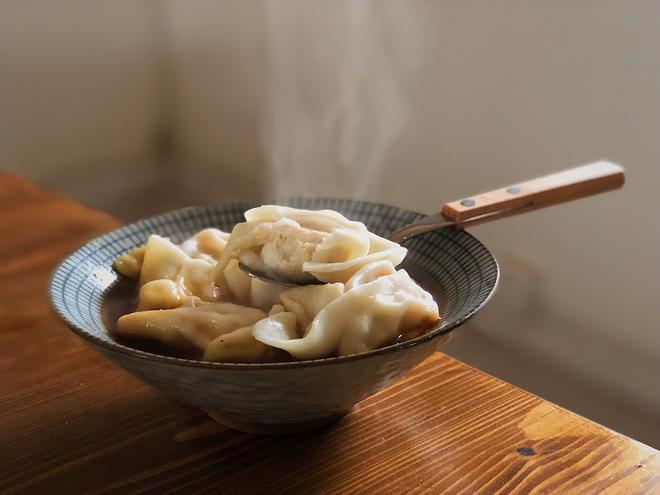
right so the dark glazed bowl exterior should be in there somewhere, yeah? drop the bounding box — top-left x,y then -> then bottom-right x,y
49,199 -> 499,433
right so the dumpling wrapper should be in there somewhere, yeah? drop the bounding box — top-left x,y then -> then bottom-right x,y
249,278 -> 288,312
180,228 -> 230,262
124,235 -> 222,307
344,259 -> 397,291
244,205 -> 366,233
214,221 -> 275,273
137,279 -> 185,311
279,283 -> 344,332
176,258 -> 219,302
203,325 -> 272,363
215,218 -> 327,284
221,258 -> 252,304
253,270 -> 439,360
117,302 -> 266,351
139,235 -> 190,286
253,312 -> 299,341
113,229 -> 230,280
268,304 -> 286,316
213,205 -> 406,284
304,233 -> 406,283
203,310 -> 300,363
112,246 -> 146,279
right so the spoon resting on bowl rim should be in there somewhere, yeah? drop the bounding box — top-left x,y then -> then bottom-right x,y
240,160 -> 625,287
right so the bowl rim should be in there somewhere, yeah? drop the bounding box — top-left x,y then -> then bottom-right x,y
48,201 -> 500,370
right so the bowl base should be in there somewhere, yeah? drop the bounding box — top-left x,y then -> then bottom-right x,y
205,411 -> 346,434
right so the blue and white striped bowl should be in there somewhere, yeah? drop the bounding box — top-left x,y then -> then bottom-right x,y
49,199 -> 498,433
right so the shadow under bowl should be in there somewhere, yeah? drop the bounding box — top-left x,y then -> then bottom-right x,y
49,199 -> 499,434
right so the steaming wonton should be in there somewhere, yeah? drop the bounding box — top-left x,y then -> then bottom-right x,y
116,302 -> 266,352
113,228 -> 230,281
213,205 -> 407,284
253,267 -> 439,360
111,205 -> 440,363
135,235 -> 220,305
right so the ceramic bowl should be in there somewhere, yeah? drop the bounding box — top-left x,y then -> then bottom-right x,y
49,199 -> 499,433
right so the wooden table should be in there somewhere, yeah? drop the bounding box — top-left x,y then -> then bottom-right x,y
1,171 -> 658,495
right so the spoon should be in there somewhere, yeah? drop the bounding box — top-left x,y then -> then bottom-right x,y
240,160 -> 625,287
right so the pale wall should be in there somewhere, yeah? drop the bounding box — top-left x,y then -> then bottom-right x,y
2,1 -> 659,421
0,0 -> 163,206
163,0 -> 660,411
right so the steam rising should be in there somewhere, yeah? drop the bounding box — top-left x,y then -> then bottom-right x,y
261,1 -> 421,197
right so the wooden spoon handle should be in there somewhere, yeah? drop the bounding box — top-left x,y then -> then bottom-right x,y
441,161 -> 625,222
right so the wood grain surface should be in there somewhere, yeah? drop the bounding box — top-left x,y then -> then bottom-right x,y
1,171 -> 658,495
